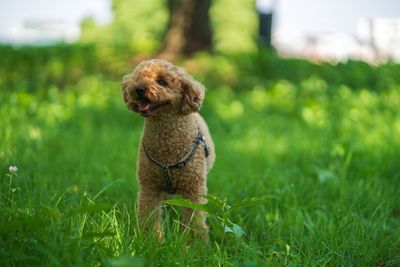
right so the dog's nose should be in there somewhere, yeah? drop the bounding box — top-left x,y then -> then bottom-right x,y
135,86 -> 146,96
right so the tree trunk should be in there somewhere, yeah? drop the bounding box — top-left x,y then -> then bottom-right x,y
160,0 -> 212,58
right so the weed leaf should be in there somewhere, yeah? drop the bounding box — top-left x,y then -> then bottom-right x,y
224,223 -> 245,237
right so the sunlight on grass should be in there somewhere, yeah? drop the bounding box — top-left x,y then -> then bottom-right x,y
28,126 -> 42,141
215,99 -> 244,121
1,55 -> 400,266
231,128 -> 289,159
301,104 -> 327,127
247,81 -> 297,113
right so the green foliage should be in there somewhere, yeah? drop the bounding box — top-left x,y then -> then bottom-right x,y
191,51 -> 400,92
1,43 -> 400,265
0,44 -> 97,92
211,0 -> 258,53
80,0 -> 167,55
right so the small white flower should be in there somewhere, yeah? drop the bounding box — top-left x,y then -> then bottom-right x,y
9,165 -> 18,173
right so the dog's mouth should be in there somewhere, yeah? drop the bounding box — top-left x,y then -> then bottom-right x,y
134,100 -> 169,116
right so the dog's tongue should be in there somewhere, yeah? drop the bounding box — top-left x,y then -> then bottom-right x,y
138,103 -> 151,112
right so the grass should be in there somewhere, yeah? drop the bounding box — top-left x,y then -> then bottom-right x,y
1,53 -> 400,266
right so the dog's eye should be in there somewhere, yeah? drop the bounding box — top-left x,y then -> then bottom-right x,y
156,79 -> 168,86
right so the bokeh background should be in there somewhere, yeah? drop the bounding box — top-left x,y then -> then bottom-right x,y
1,1 -> 400,266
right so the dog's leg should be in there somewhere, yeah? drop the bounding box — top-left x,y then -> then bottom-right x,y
137,188 -> 163,240
181,187 -> 209,242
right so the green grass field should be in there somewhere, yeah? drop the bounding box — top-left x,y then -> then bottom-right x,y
1,50 -> 400,266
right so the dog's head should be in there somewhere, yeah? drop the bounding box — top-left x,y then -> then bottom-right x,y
121,59 -> 205,117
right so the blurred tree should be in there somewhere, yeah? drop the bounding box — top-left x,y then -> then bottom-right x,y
79,0 -> 257,57
161,0 -> 213,57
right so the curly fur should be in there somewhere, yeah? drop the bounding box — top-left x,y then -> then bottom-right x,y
121,59 -> 215,240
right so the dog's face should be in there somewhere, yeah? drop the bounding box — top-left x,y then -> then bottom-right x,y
121,59 -> 204,117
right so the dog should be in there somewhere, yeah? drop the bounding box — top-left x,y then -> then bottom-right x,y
121,59 -> 215,240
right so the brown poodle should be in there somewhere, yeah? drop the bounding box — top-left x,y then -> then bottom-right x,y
121,59 -> 215,240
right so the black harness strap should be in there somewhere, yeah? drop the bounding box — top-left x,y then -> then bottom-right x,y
143,130 -> 210,194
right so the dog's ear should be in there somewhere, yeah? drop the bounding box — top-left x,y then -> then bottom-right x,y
180,77 -> 205,114
121,73 -> 133,105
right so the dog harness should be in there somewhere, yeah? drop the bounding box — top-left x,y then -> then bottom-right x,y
143,130 -> 210,194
